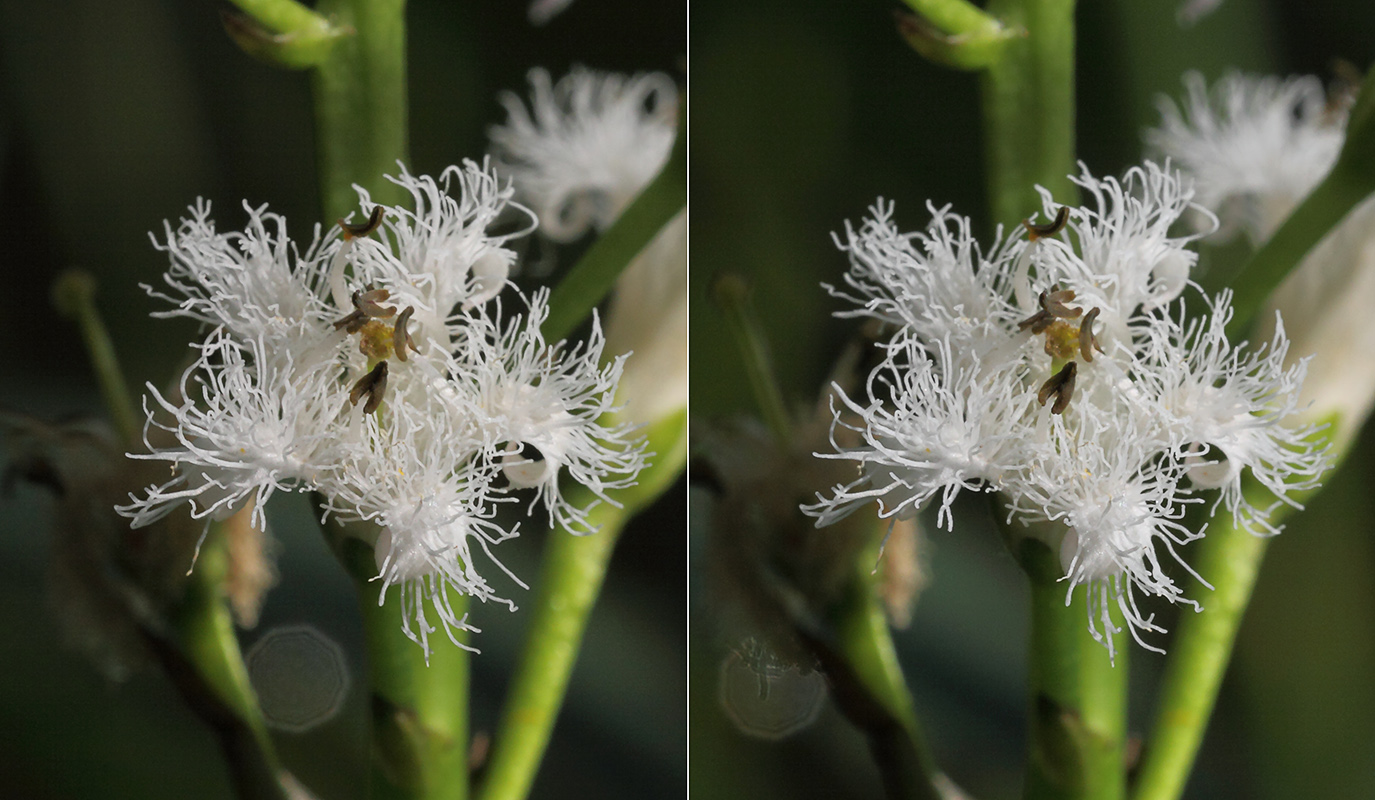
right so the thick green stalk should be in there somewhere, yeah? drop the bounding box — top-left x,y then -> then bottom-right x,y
1131,481 -> 1294,800
979,1 -> 1125,795
477,411 -> 686,800
980,0 -> 1078,229
306,3 -> 464,797
311,0 -> 409,223
336,539 -> 470,800
1020,539 -> 1128,800
543,114 -> 686,342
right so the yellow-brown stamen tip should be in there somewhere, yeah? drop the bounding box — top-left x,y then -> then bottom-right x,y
1079,307 -> 1103,363
339,205 -> 386,240
393,307 -> 417,362
1037,361 -> 1077,415
349,361 -> 389,415
1023,206 -> 1070,241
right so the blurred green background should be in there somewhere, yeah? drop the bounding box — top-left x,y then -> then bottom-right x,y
0,1 -> 684,798
690,0 -> 1375,798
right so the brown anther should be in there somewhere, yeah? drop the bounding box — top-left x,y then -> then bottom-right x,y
1023,206 -> 1070,241
1042,287 -> 1082,319
1079,307 -> 1104,363
333,310 -> 368,333
1037,361 -> 1077,415
349,361 -> 389,415
393,307 -> 417,362
334,286 -> 396,331
339,205 -> 386,240
1018,286 -> 1082,333
355,288 -> 396,319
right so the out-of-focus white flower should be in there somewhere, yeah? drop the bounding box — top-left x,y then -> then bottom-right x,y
527,0 -> 575,26
1176,0 -> 1224,27
1150,71 -> 1375,456
806,161 -> 1329,660
1147,71 -> 1346,243
490,67 -> 677,242
491,66 -> 686,425
119,160 -> 647,656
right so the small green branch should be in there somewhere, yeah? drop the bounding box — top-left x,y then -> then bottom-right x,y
222,0 -> 350,70
173,521 -> 287,800
51,270 -> 140,448
980,0 -> 1078,230
826,531 -> 941,800
477,411 -> 686,800
711,274 -> 793,445
543,111 -> 686,343
895,0 -> 1022,71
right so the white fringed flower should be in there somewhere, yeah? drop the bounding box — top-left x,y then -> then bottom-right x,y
1147,71 -> 1345,242
806,161 -> 1329,658
490,66 -> 678,242
120,161 -> 647,656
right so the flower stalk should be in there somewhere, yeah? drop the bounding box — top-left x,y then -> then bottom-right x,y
1131,477 -> 1308,800
477,410 -> 687,800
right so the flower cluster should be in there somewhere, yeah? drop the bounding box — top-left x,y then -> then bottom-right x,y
118,161 -> 648,656
806,161 -> 1329,659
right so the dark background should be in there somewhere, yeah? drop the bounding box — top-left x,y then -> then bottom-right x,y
0,1 -> 685,798
689,0 -> 1375,798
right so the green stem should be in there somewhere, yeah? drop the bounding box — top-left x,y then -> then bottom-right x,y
827,533 -> 941,800
51,270 -> 140,447
311,0 -> 410,223
1131,481 -> 1293,800
1020,539 -> 1127,800
477,411 -> 687,800
174,523 -> 286,800
711,274 -> 793,445
542,113 -> 686,343
980,0 -> 1078,230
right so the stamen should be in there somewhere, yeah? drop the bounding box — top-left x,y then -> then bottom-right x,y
340,206 -> 386,240
333,287 -> 397,332
1023,206 -> 1070,241
355,288 -> 396,319
349,361 -> 390,414
1037,361 -> 1077,415
393,307 -> 418,362
1018,286 -> 1082,333
1079,307 -> 1104,362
